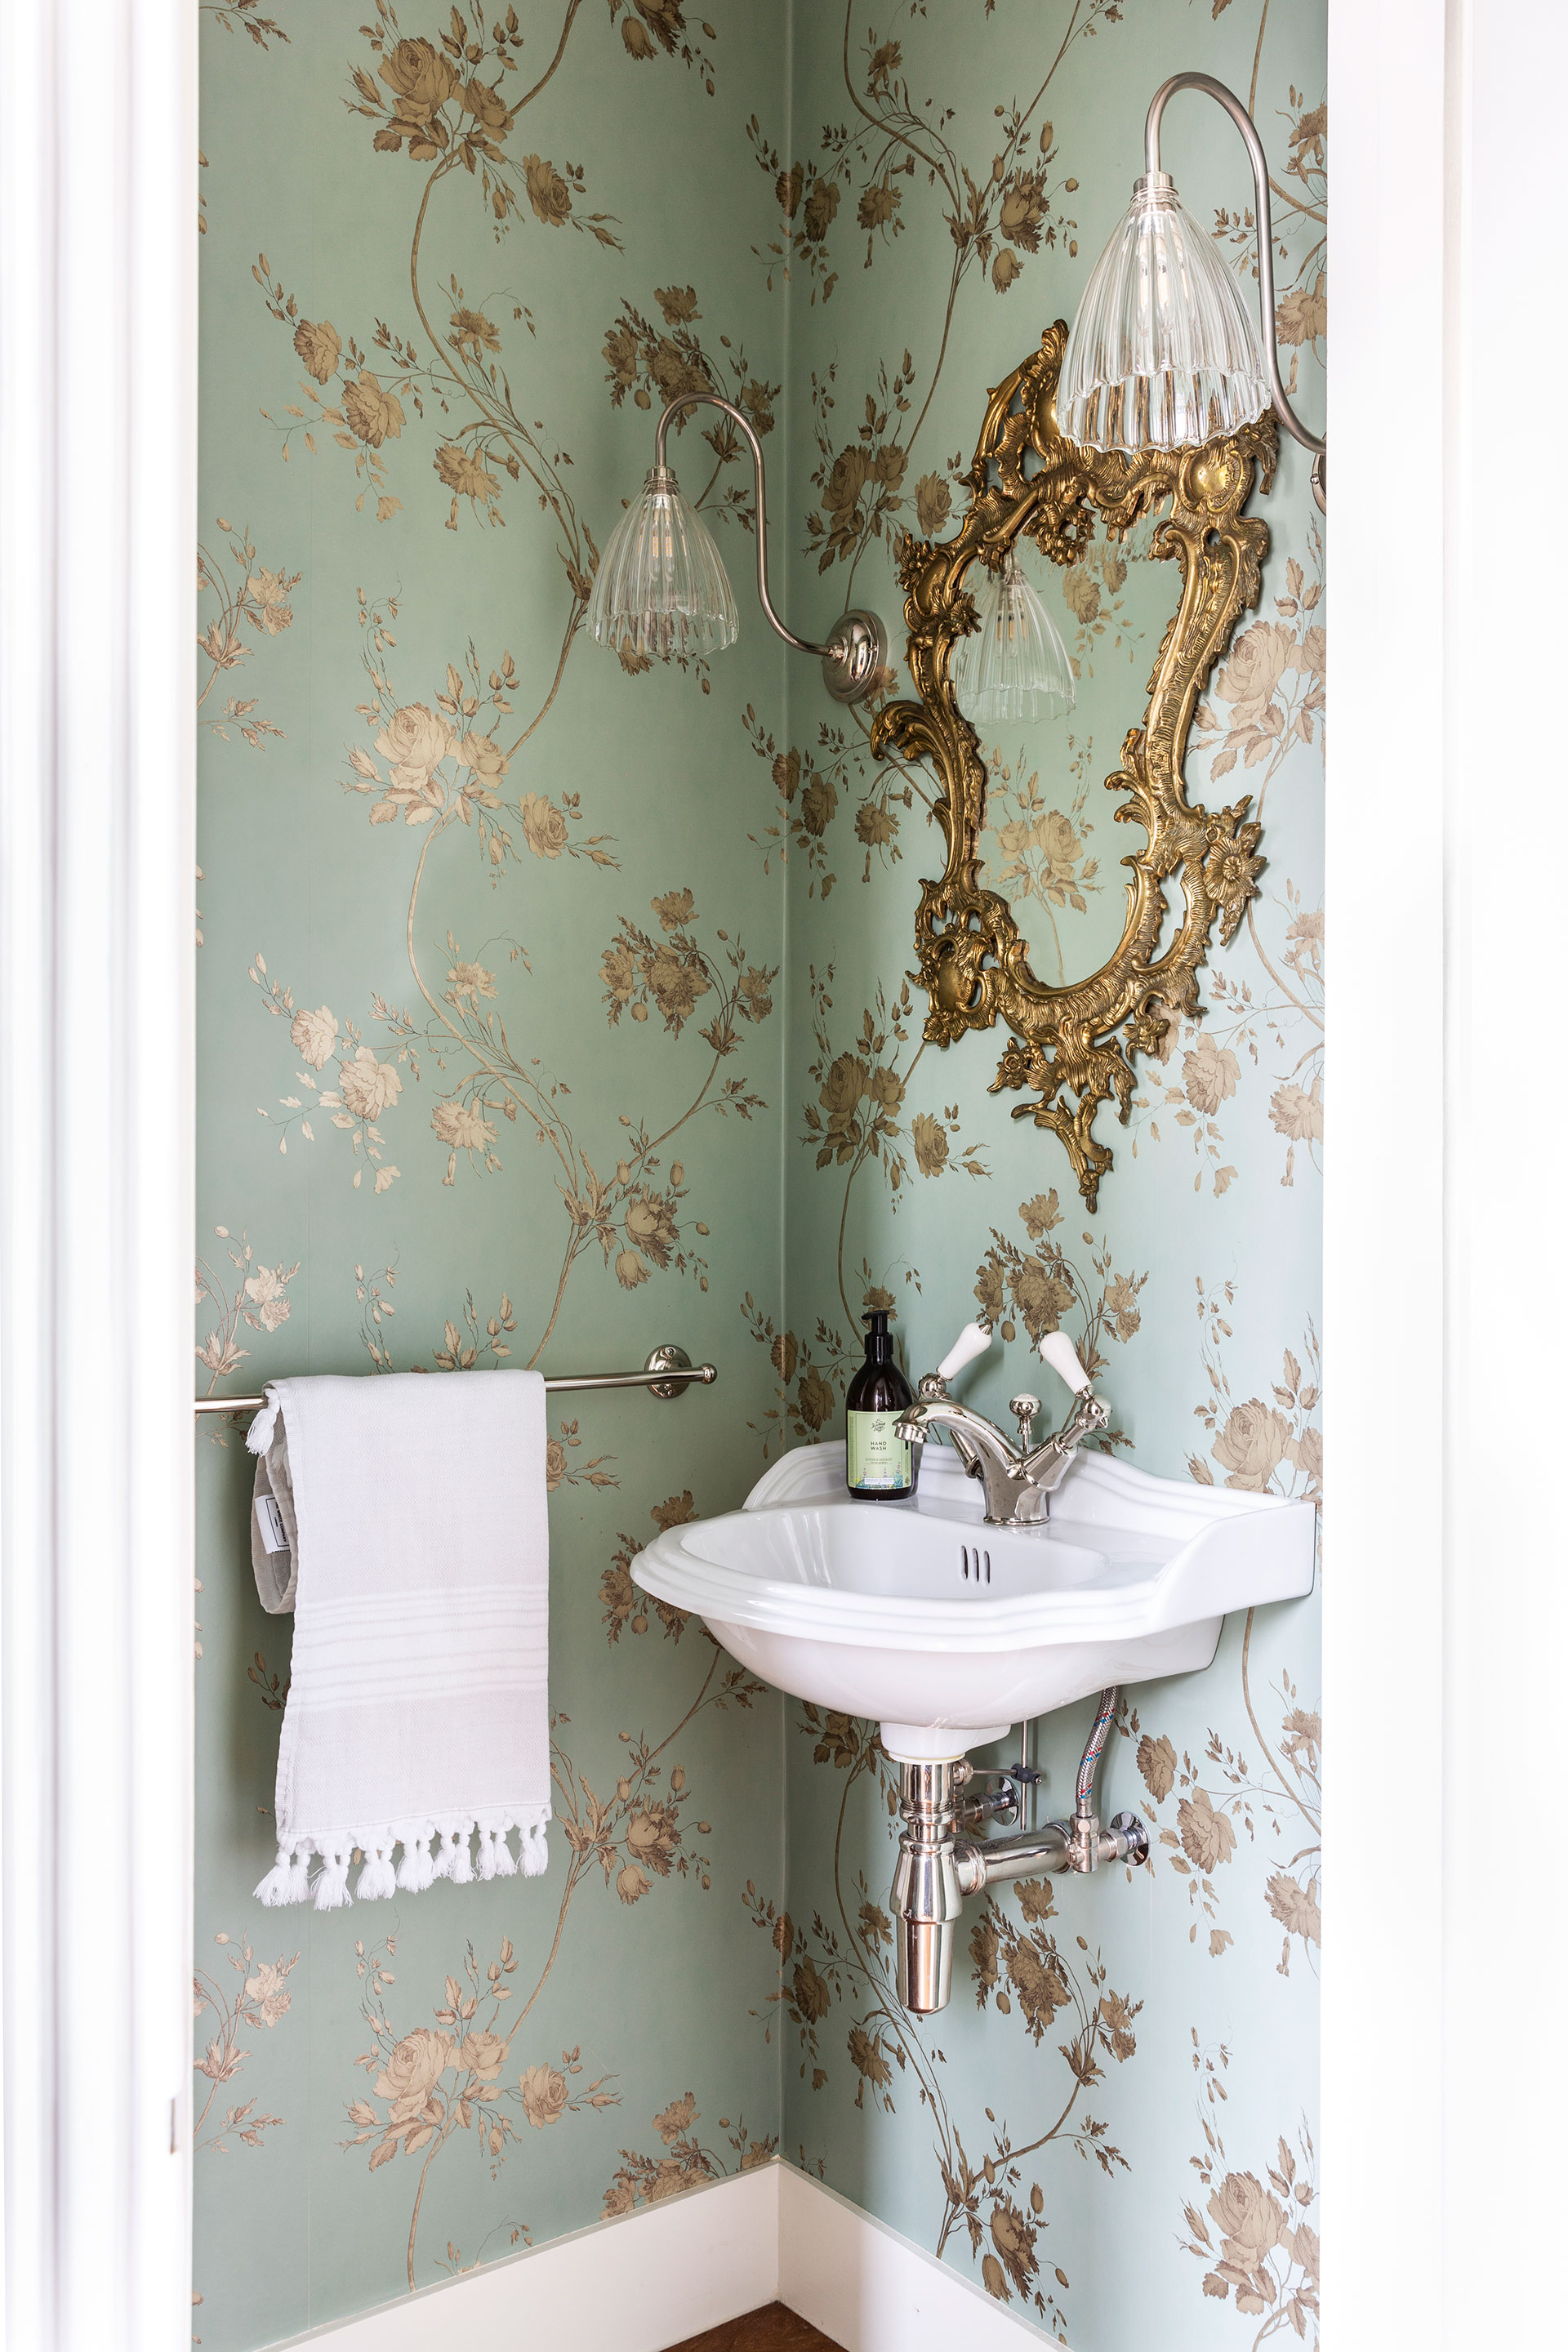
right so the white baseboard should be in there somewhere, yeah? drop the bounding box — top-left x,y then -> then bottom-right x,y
270,2163 -> 779,2352
263,2160 -> 1047,2352
778,2168 -> 1046,2350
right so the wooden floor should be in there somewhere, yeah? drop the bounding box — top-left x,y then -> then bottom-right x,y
661,2304 -> 845,2352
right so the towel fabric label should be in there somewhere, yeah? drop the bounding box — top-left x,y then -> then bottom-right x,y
847,1410 -> 911,1493
256,1493 -> 290,1555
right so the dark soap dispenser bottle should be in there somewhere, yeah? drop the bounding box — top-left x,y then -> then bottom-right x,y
844,1309 -> 916,1500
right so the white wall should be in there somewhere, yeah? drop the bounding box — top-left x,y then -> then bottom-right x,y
1326,2 -> 1567,2345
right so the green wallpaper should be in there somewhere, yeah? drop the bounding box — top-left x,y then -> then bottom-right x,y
196,5 -> 1322,2348
195,5 -> 791,2341
768,7 -> 1323,2345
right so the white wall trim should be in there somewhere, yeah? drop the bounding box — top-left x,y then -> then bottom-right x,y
250,2164 -> 1043,2352
1326,4 -> 1566,2349
263,2167 -> 781,2352
777,2168 -> 1047,2350
1324,6 -> 1450,2348
0,2 -> 197,2346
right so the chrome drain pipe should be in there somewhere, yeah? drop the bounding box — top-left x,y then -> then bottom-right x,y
890,1688 -> 1149,2016
891,1761 -> 968,2014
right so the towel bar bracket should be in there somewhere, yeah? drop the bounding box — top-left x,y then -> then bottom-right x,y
193,1341 -> 718,1419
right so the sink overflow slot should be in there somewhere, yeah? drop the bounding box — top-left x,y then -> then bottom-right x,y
960,1544 -> 991,1586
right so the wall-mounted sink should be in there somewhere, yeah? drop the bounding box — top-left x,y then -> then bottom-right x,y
638,1440 -> 1316,1762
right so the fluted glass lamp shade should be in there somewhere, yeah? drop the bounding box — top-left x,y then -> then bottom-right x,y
587,467 -> 738,663
1058,175 -> 1271,452
952,551 -> 1075,725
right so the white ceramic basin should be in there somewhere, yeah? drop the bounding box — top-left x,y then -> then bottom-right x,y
637,1440 -> 1316,1761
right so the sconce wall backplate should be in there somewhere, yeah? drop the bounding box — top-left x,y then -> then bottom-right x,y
871,323 -> 1278,1210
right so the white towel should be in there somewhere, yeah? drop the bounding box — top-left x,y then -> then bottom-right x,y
244,1369 -> 550,1908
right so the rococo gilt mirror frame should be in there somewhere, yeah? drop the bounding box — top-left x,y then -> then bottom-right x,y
871,322 -> 1279,1210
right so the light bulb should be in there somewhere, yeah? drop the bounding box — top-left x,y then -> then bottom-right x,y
952,550 -> 1074,725
586,467 -> 738,664
1058,173 -> 1271,452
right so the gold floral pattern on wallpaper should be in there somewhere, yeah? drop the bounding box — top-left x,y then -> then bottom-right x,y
1129,513 -> 1325,1194
345,1931 -> 619,2288
601,2092 -> 776,2218
1112,1290 -> 1321,1970
1182,2038 -> 1319,2347
196,1226 -> 300,1389
198,521 -> 296,747
971,1191 -> 1144,1392
194,1932 -> 297,2156
203,2 -> 289,50
974,734 -> 1102,987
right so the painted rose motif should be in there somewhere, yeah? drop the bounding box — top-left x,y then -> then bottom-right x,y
523,155 -> 572,227
342,372 -> 405,448
338,1047 -> 403,1120
1214,620 -> 1297,736
242,1264 -> 292,1333
457,732 -> 507,791
1209,2170 -> 1288,2270
375,2027 -> 453,2124
431,1099 -> 494,1152
434,444 -> 501,511
289,1005 -> 336,1068
1178,1787 -> 1237,1873
242,1959 -> 294,2028
449,305 -> 500,359
245,568 -> 294,634
377,36 -> 458,150
1183,1032 -> 1241,1116
292,318 -> 341,382
519,2064 -> 569,2128
1212,1399 -> 1292,1490
445,960 -> 496,1004
458,2030 -> 506,2084
911,1111 -> 948,1175
519,793 -> 568,858
375,703 -> 452,792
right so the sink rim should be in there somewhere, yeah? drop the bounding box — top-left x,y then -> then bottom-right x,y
636,1441 -> 1317,1657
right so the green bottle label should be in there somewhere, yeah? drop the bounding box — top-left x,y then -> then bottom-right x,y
847,1410 -> 911,1492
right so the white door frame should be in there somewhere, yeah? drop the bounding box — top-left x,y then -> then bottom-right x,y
1,2 -> 197,2346
1326,2 -> 1565,2346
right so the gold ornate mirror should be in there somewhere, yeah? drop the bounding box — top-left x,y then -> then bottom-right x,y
871,323 -> 1278,1210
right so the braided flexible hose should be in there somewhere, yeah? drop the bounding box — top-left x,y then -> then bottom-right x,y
1076,1686 -> 1120,1813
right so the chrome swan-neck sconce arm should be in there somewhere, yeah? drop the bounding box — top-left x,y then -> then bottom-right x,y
1061,71 -> 1325,512
588,390 -> 889,706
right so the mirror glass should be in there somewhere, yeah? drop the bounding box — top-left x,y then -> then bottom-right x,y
960,510 -> 1171,990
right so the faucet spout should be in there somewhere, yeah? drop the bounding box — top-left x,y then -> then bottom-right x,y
893,1395 -> 1036,1525
895,1385 -> 1111,1527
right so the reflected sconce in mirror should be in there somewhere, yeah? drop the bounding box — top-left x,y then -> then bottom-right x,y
587,390 -> 889,706
951,550 -> 1075,728
1060,72 -> 1325,510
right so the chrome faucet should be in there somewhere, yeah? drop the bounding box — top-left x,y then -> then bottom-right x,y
895,1322 -> 1109,1527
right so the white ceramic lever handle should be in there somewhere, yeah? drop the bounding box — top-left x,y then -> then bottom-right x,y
1038,1330 -> 1091,1393
936,1321 -> 992,1383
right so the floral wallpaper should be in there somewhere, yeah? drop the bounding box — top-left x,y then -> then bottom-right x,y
196,4 -> 1322,2350
759,2 -> 1324,2347
195,4 -> 791,2341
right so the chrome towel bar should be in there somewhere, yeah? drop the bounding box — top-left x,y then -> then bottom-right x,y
194,1342 -> 716,1416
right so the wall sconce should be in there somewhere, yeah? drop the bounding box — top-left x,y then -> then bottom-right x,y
587,391 -> 889,705
951,548 -> 1075,727
1060,72 -> 1325,510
